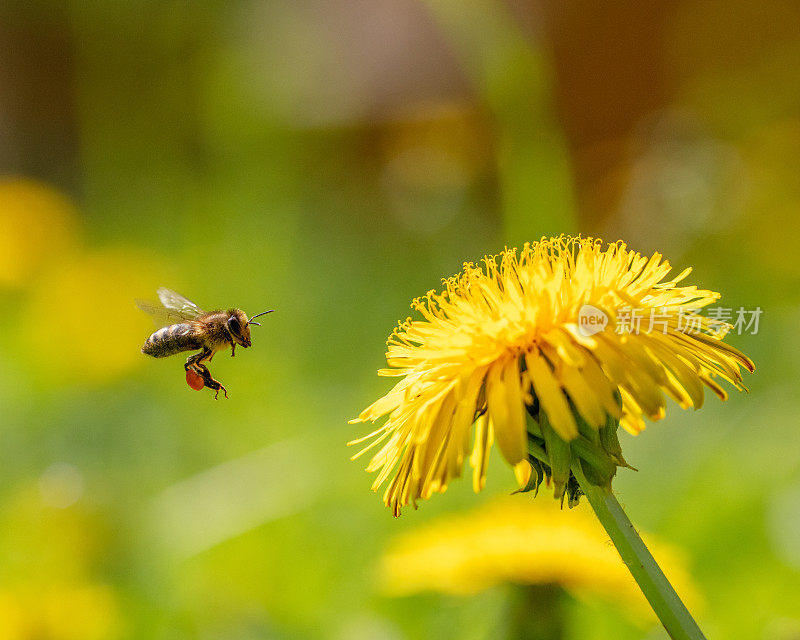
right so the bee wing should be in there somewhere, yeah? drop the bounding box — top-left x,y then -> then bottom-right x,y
135,299 -> 187,326
135,288 -> 205,326
157,288 -> 205,318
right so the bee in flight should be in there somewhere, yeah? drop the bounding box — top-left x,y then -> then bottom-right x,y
137,288 -> 272,399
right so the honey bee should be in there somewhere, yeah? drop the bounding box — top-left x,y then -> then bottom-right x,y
137,288 -> 272,399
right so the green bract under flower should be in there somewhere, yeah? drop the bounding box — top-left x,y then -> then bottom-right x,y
350,236 -> 755,515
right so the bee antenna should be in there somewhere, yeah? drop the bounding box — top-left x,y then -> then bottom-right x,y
247,310 -> 274,326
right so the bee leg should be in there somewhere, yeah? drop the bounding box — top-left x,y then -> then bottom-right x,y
190,362 -> 228,400
191,363 -> 229,399
230,342 -> 236,358
200,369 -> 228,399
213,382 -> 229,400
185,347 -> 213,371
183,348 -> 227,399
188,361 -> 209,377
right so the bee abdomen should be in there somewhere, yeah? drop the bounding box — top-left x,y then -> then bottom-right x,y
142,323 -> 202,358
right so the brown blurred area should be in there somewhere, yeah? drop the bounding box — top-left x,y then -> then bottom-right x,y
4,1 -> 798,254
539,0 -> 800,250
0,3 -> 80,189
539,1 -> 678,227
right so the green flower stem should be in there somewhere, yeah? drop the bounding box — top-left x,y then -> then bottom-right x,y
572,464 -> 706,640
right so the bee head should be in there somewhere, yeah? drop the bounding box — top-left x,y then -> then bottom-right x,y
227,309 -> 273,348
226,309 -> 253,348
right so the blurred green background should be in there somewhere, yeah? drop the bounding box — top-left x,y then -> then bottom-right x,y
1,1 -> 799,639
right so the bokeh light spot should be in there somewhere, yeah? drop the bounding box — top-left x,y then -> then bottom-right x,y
39,463 -> 85,510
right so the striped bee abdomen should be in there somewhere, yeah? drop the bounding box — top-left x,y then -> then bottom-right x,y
141,323 -> 202,358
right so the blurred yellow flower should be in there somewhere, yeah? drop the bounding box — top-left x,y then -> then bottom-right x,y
0,585 -> 122,640
0,177 -> 169,385
351,236 -> 754,514
380,497 -> 701,622
22,247 -> 168,384
0,178 -> 80,288
0,488 -> 123,640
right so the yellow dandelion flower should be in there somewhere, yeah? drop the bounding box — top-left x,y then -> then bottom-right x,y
380,497 -> 701,624
350,236 -> 754,515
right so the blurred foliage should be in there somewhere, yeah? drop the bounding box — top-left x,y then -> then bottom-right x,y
0,1 -> 799,639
